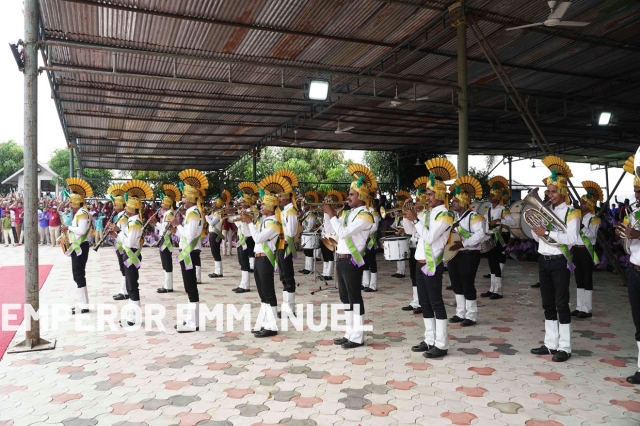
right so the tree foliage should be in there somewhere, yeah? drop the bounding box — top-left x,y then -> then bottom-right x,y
468,166 -> 492,200
0,140 -> 24,193
363,151 -> 444,195
48,148 -> 113,197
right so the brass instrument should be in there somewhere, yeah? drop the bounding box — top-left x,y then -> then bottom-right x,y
93,210 -> 118,251
401,201 -> 426,212
380,206 -> 404,218
225,210 -> 260,222
57,232 -> 70,255
300,199 -> 348,212
152,203 -> 186,248
615,224 -> 632,255
522,188 -> 568,246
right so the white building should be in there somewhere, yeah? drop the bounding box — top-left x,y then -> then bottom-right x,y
2,163 -> 60,197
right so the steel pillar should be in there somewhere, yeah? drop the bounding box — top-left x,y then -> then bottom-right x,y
396,151 -> 400,192
454,2 -> 468,175
508,156 -> 512,194
252,151 -> 257,184
69,148 -> 74,178
605,163 -> 610,202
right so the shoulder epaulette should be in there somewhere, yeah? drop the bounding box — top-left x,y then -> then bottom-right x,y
356,211 -> 374,224
501,209 -> 510,218
589,216 -> 602,226
435,211 -> 454,224
471,214 -> 485,225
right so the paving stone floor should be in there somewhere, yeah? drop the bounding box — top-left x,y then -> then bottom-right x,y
0,244 -> 639,425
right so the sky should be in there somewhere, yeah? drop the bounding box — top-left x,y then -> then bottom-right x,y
1,1 -> 636,203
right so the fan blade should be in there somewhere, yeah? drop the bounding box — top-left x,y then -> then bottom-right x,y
549,1 -> 571,20
336,131 -> 352,135
341,126 -> 355,132
554,20 -> 589,26
506,22 -> 545,31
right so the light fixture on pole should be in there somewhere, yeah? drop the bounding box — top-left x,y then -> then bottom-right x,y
531,161 -> 536,168
415,156 -> 421,166
308,78 -> 330,101
598,111 -> 612,126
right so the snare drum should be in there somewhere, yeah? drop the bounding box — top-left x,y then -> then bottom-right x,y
443,233 -> 462,262
480,235 -> 496,253
509,200 -> 534,239
383,237 -> 410,261
301,232 -> 320,250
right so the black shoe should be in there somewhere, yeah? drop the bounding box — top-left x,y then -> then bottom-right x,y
461,319 -> 476,327
333,337 -> 348,345
531,282 -> 540,288
530,345 -> 557,355
445,286 -> 453,290
120,320 -> 135,327
315,258 -> 322,261
255,329 -> 277,338
324,276 -> 333,281
208,273 -> 219,278
489,293 -> 503,300
71,307 -> 89,315
235,288 -> 250,293
157,288 -> 173,293
298,269 -> 309,274
252,327 -> 265,334
423,346 -> 448,359
363,287 -> 376,292
361,285 -> 366,290
395,274 -> 405,279
480,291 -> 493,298
571,310 -> 580,316
576,311 -> 592,319
449,315 -> 463,324
413,307 -> 423,315
626,372 -> 640,384
232,287 -> 242,292
248,269 -> 254,273
411,341 -> 431,352
341,341 -> 364,349
113,293 -> 129,300
483,274 -> 491,279
401,305 -> 414,311
552,350 -> 571,362
174,323 -> 199,333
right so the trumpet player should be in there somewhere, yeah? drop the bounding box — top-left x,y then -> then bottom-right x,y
572,181 -> 603,319
298,204 -> 316,275
62,178 -> 94,315
362,196 -> 380,292
391,192 -> 411,279
233,184 -> 259,293
400,192 -> 421,314
530,157 -> 580,363
206,197 -> 225,279
107,186 -> 129,301
117,195 -> 144,326
273,176 -> 299,317
155,186 -> 180,293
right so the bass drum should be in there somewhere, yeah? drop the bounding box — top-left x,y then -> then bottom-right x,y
509,200 -> 535,239
443,233 -> 462,263
471,201 -> 492,219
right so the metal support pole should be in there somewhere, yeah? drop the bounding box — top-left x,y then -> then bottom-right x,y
9,0 -> 55,354
396,151 -> 400,192
508,156 -> 512,194
456,2 -> 468,176
69,148 -> 74,178
605,163 -> 610,202
252,151 -> 257,184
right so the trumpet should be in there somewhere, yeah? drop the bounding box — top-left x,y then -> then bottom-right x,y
380,206 -> 404,218
300,199 -> 348,212
401,201 -> 426,212
225,210 -> 260,222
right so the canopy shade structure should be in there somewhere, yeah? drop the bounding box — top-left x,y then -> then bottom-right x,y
38,0 -> 640,171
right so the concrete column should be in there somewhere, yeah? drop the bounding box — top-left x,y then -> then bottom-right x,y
69,148 -> 74,178
455,2 -> 468,176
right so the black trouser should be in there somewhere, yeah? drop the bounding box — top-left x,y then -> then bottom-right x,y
362,247 -> 377,273
448,250 -> 480,300
320,243 -> 334,261
255,256 -> 277,306
499,232 -> 510,264
246,237 -> 255,258
209,233 -> 222,261
278,248 -> 296,293
409,248 -> 417,286
416,262 -> 447,319
336,257 -> 365,315
160,247 -> 173,272
303,248 -> 314,259
71,242 -> 90,288
626,267 -> 640,341
487,233 -> 509,276
116,250 -> 126,277
124,249 -> 142,301
180,250 -> 200,302
538,256 -> 571,324
238,244 -> 249,271
573,247 -> 593,290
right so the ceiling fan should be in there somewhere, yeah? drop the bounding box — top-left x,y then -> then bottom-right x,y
390,84 -> 402,107
506,1 -> 590,31
335,117 -> 354,134
279,130 -> 316,146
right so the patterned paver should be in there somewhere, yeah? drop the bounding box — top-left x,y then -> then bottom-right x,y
1,244 -> 639,425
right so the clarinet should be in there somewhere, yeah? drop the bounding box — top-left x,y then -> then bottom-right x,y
92,210 -> 118,252
152,203 -> 185,248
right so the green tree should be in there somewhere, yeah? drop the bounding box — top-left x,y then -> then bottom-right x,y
0,140 -> 24,193
48,149 -> 113,197
364,151 -> 444,195
468,166 -> 491,201
128,170 -> 181,198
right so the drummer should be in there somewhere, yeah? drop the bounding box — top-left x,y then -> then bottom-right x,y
447,177 -> 486,327
391,191 -> 412,279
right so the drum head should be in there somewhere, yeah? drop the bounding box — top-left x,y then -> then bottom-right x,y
443,233 -> 462,262
509,200 -> 535,239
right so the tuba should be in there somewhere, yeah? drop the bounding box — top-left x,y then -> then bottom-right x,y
522,188 -> 567,246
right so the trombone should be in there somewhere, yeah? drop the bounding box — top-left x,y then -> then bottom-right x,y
380,206 -> 403,218
224,210 -> 260,222
300,199 -> 348,212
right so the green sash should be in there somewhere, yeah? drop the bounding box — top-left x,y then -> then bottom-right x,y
159,232 -> 173,252
546,209 -> 575,271
285,235 -> 297,258
237,227 -> 247,249
344,212 -> 365,267
66,229 -> 89,257
123,246 -> 141,269
457,225 -> 471,239
177,236 -> 201,270
210,226 -> 224,243
421,241 -> 444,276
260,219 -> 280,270
579,229 -> 599,263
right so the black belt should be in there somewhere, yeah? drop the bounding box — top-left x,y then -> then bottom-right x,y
457,250 -> 478,255
541,254 -> 564,260
630,263 -> 640,272
337,253 -> 351,259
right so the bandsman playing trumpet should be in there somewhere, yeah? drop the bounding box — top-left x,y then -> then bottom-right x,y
320,190 -> 344,280
530,156 -> 580,362
390,191 -> 412,279
206,191 -> 230,279
572,180 -> 603,319
399,189 -> 422,314
155,184 -> 181,293
62,178 -> 94,315
106,184 -> 129,301
298,200 -> 317,275
232,183 -> 259,293
362,190 -> 380,292
447,177 -> 485,327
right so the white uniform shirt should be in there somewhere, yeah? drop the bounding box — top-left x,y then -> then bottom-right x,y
532,202 -> 580,256
123,214 -> 143,250
115,210 -> 129,246
323,212 -> 335,234
301,211 -> 316,232
454,210 -> 486,251
155,208 -> 174,235
414,204 -> 453,262
330,206 -> 372,255
484,204 -> 516,234
369,206 -> 380,235
281,203 -> 299,239
580,212 -> 600,246
625,208 -> 640,266
249,214 -> 280,255
402,217 -> 418,249
206,212 -> 222,233
68,207 -> 91,241
176,205 -> 203,250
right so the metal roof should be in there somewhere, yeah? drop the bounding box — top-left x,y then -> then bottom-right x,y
38,0 -> 640,171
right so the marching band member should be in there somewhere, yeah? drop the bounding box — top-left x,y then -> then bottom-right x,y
400,190 -> 421,314
107,184 -> 129,301
530,156 -> 580,362
621,155 -> 640,384
320,190 -> 343,280
299,202 -> 317,275
207,191 -> 230,279
233,183 -> 259,293
481,176 -> 516,300
245,185 -> 283,338
155,184 -> 181,293
62,178 -> 93,315
572,180 -> 603,319
404,158 -> 456,359
117,180 -> 153,326
171,169 -> 208,333
391,191 -> 412,279
362,191 -> 380,292
324,164 -> 376,349
447,177 -> 485,327
272,170 -> 299,316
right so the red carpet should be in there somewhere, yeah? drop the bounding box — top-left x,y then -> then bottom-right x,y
0,265 -> 53,359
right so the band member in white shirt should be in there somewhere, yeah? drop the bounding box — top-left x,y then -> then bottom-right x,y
206,196 -> 225,279
530,157 -> 580,362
